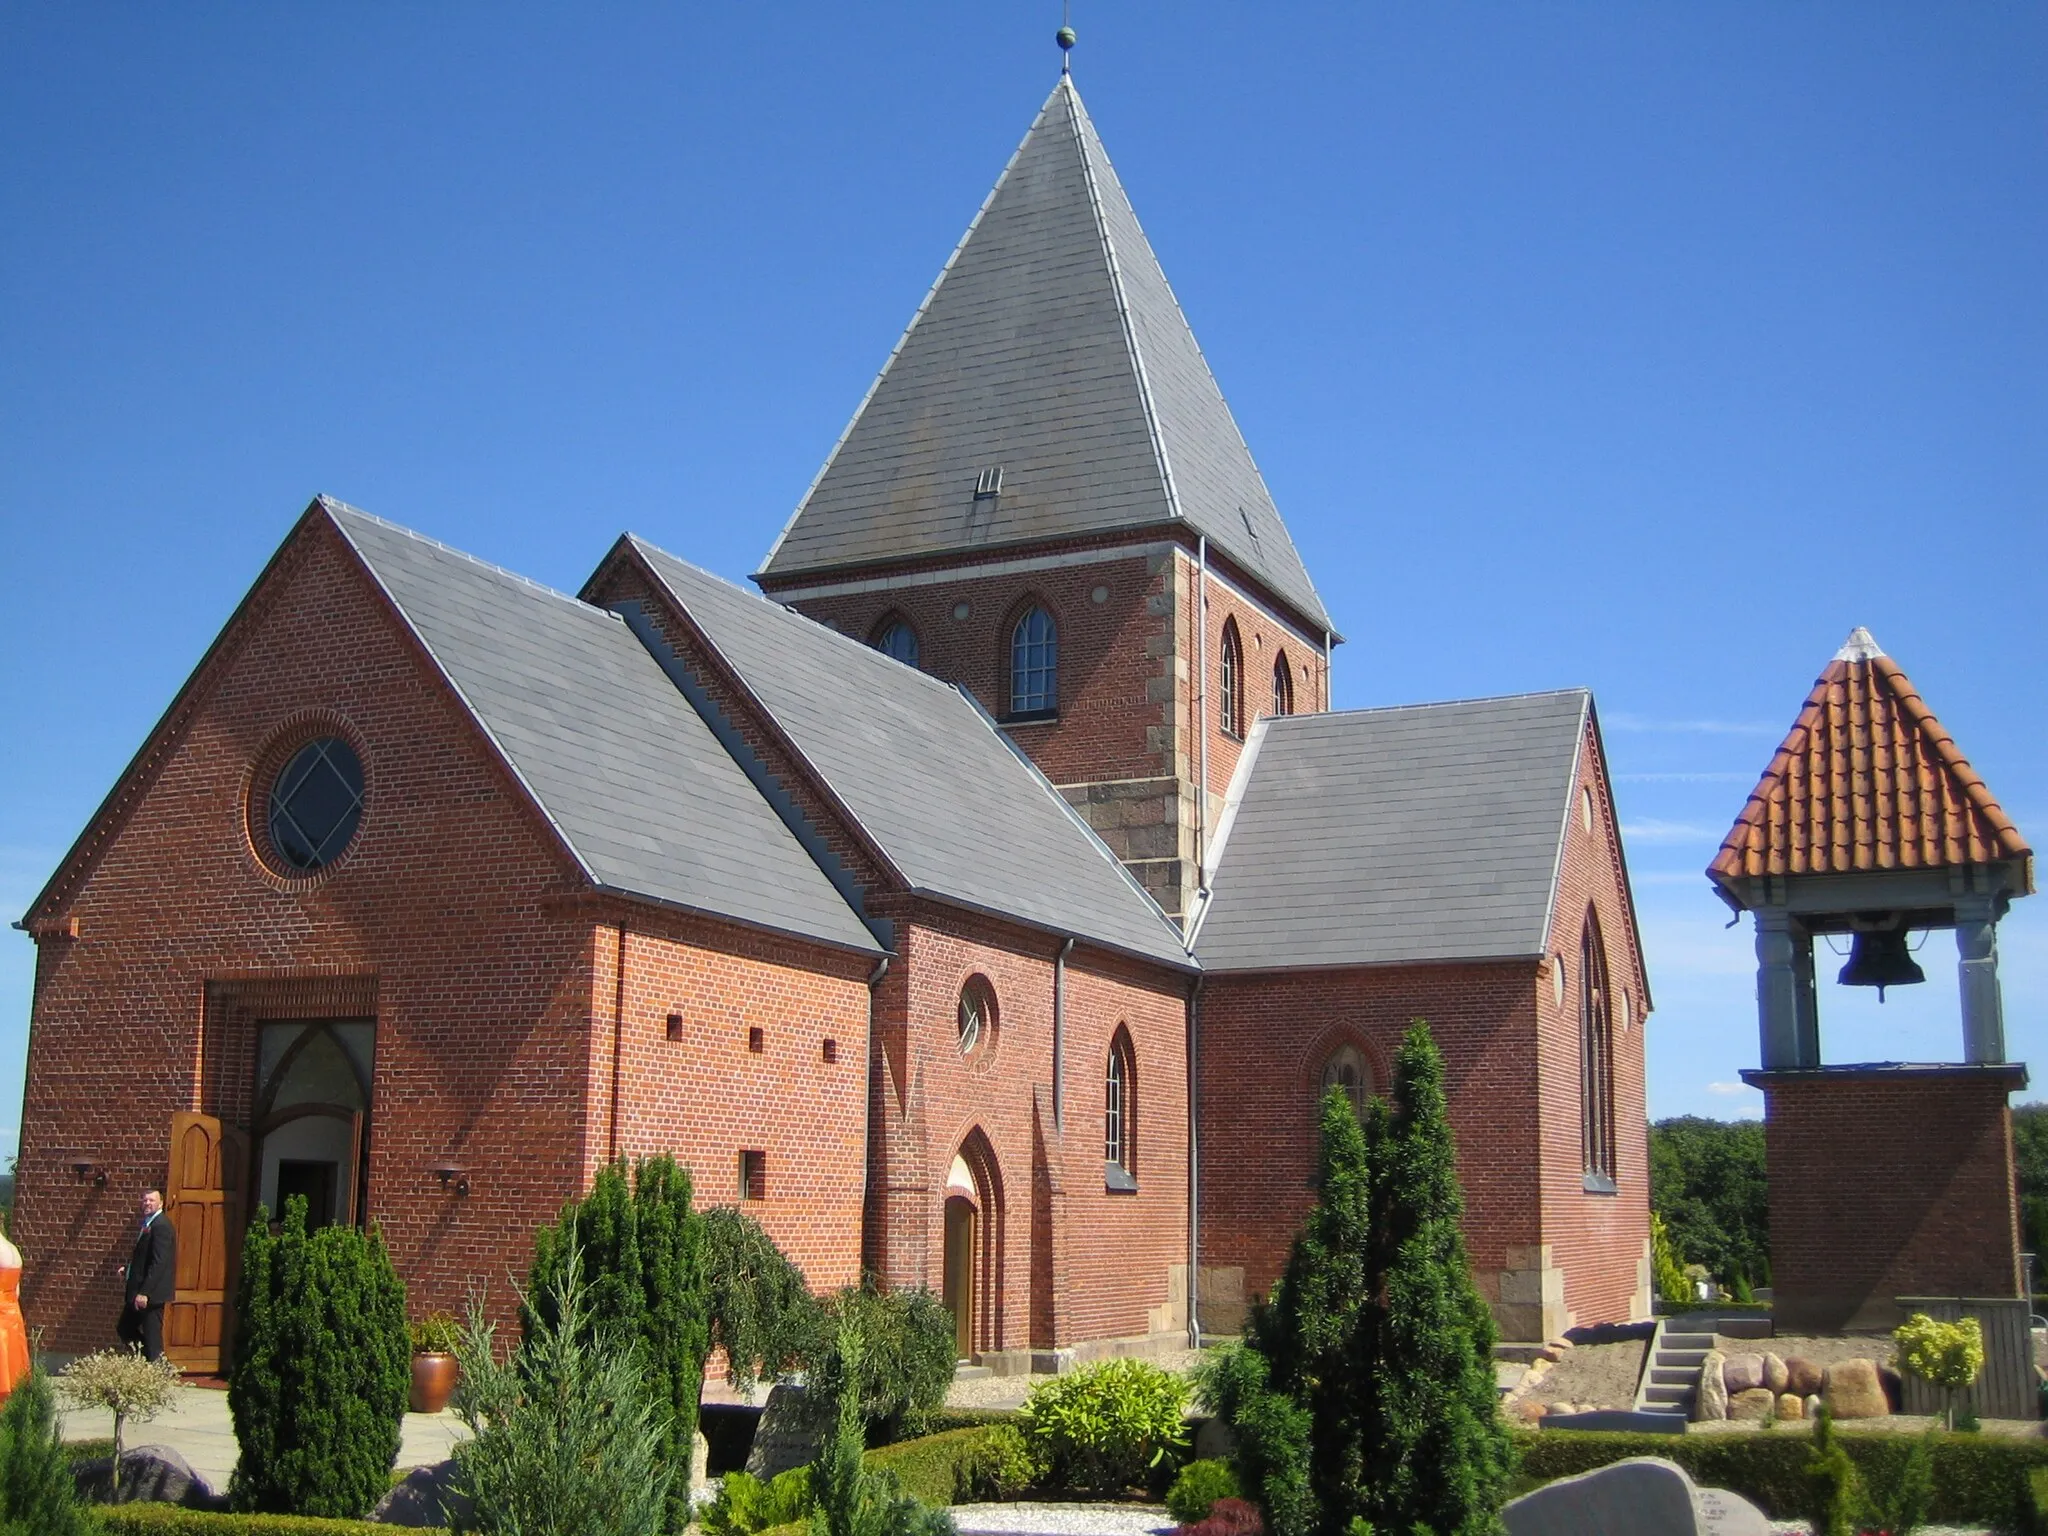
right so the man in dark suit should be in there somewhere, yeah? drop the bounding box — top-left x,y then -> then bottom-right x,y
118,1187 -> 177,1362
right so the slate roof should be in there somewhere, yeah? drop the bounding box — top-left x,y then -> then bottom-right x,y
328,502 -> 881,954
622,537 -> 1196,970
758,77 -> 1332,635
1709,628 -> 2031,888
1195,692 -> 1592,972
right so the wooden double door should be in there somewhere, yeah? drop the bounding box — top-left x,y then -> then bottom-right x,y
163,1112 -> 245,1374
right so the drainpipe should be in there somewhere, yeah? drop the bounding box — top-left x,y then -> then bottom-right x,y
609,922 -> 627,1163
1186,972 -> 1204,1350
1195,537 -> 1211,884
1052,938 -> 1074,1132
864,955 -> 889,1282
1322,630 -> 1333,712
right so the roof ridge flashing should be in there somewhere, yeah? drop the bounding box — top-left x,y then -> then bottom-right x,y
322,497 -> 606,618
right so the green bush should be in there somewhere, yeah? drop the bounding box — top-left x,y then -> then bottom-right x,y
955,1423 -> 1043,1502
701,1207 -> 825,1396
410,1313 -> 461,1355
705,1468 -> 814,1536
452,1247 -> 673,1536
100,1508 -> 441,1536
1167,1460 -> 1242,1525
529,1156 -> 706,1535
2025,1465 -> 2048,1536
0,1367 -> 94,1535
228,1196 -> 411,1519
819,1282 -> 956,1443
1516,1425 -> 2048,1528
1019,1358 -> 1188,1495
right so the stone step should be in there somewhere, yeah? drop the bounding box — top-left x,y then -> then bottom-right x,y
1660,1333 -> 1714,1349
951,1365 -> 992,1381
1650,1367 -> 1700,1386
1656,1350 -> 1709,1368
1643,1387 -> 1695,1409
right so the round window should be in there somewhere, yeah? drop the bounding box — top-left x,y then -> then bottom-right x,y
268,737 -> 364,872
958,977 -> 996,1055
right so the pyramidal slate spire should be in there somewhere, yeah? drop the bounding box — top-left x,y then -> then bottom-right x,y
758,77 -> 1331,633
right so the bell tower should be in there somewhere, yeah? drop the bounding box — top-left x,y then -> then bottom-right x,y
1711,627 -> 2033,1333
753,74 -> 1337,923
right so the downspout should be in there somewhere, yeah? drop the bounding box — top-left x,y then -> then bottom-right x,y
1195,537 -> 1211,883
1186,972 -> 1204,1350
864,955 -> 890,1278
1323,630 -> 1333,712
1052,938 -> 1075,1131
609,922 -> 627,1163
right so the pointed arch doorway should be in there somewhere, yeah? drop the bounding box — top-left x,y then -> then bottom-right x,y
942,1140 -> 998,1362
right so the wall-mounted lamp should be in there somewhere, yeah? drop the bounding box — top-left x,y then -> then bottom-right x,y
430,1162 -> 471,1198
68,1158 -> 106,1188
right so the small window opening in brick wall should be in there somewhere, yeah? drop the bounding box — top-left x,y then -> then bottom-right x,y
739,1149 -> 767,1201
748,1026 -> 764,1053
666,1012 -> 684,1042
822,1037 -> 838,1063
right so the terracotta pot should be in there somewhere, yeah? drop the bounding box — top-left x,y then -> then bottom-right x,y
410,1351 -> 459,1414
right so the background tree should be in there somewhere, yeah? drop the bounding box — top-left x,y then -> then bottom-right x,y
228,1196 -> 410,1518
1649,1116 -> 1770,1290
2010,1103 -> 2048,1279
529,1155 -> 707,1533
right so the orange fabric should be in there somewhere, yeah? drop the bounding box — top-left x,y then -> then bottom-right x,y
1711,651 -> 2031,886
0,1264 -> 28,1401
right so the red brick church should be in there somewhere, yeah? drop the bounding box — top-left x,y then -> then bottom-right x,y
13,76 -> 1652,1370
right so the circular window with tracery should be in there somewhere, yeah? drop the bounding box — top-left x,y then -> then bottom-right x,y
957,976 -> 997,1056
266,737 -> 365,873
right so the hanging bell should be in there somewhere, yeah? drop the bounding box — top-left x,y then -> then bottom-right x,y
1837,928 -> 1926,1001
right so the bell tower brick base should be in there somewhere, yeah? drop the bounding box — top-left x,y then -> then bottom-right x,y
1744,1063 -> 2026,1332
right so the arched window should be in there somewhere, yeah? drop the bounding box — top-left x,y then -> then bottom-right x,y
1271,652 -> 1294,718
1009,605 -> 1058,716
1219,620 -> 1244,737
1319,1043 -> 1371,1120
1105,1028 -> 1137,1179
872,617 -> 921,669
1580,911 -> 1616,1189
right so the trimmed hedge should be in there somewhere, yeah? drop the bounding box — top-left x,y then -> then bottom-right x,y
864,1426 -> 995,1506
98,1507 -> 445,1536
1517,1426 -> 2048,1529
913,1407 -> 1021,1437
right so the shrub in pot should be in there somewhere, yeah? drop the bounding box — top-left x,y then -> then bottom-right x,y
409,1311 -> 461,1414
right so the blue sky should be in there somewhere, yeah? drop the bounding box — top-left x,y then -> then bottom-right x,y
3,5 -> 2044,1162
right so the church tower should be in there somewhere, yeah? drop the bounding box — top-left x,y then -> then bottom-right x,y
756,76 -> 1336,922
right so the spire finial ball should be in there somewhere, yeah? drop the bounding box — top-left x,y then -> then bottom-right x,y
1057,25 -> 1076,51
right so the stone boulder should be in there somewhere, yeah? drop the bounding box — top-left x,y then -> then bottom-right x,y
1720,1353 -> 1765,1395
1775,1392 -> 1804,1421
1502,1455 -> 1767,1536
1694,1349 -> 1728,1422
73,1445 -> 223,1510
1728,1388 -> 1777,1422
372,1461 -> 472,1527
1783,1356 -> 1824,1397
1823,1358 -> 1889,1420
1762,1353 -> 1788,1394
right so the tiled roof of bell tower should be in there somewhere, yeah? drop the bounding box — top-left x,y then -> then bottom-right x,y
757,76 -> 1332,635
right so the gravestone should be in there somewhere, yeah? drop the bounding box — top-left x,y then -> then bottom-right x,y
746,1382 -> 829,1478
1503,1457 -> 1768,1536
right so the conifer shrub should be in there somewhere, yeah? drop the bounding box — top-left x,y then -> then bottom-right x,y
528,1155 -> 706,1533
228,1197 -> 410,1519
0,1366 -> 95,1536
454,1246 -> 672,1536
705,1469 -> 814,1536
1018,1359 -> 1188,1495
1167,1460 -> 1242,1525
1200,1021 -> 1514,1536
808,1319 -> 956,1536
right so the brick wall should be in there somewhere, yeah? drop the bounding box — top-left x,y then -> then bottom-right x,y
1533,716 -> 1653,1327
1756,1067 -> 2024,1331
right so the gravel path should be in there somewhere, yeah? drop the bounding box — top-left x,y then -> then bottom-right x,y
950,1504 -> 1173,1536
